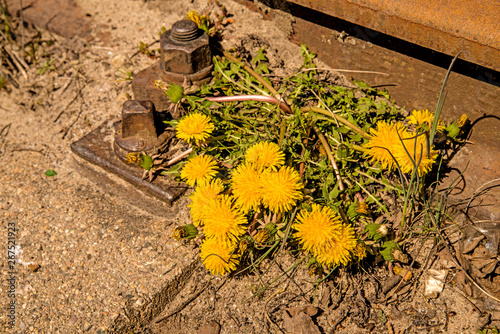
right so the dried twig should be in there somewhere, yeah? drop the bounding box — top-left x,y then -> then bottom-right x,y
56,77 -> 74,98
312,124 -> 344,191
20,0 -> 25,50
4,46 -> 28,80
10,148 -> 44,154
408,236 -> 437,302
223,51 -> 277,95
299,126 -> 312,178
449,284 -> 485,315
303,106 -> 370,140
0,27 -> 8,42
0,123 -> 11,137
387,321 -> 395,334
309,89 -> 343,127
430,214 -> 500,304
312,124 -> 350,224
465,178 -> 500,215
165,147 -> 193,166
264,288 -> 286,334
130,39 -> 159,59
11,48 -> 29,72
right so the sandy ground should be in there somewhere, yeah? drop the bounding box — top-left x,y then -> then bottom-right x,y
1,0 -> 498,333
0,1 -> 306,332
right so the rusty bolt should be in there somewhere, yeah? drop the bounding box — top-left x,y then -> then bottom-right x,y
160,19 -> 211,75
114,100 -> 173,162
121,100 -> 158,141
132,19 -> 213,115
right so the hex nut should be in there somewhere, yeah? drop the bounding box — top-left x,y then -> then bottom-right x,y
160,20 -> 212,75
114,100 -> 173,162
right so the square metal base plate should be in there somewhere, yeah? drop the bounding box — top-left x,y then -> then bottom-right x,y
70,119 -> 187,206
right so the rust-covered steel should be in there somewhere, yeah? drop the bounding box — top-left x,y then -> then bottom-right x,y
132,19 -> 213,115
288,0 -> 500,72
71,19 -> 213,207
160,20 -> 212,74
71,120 -> 187,206
289,15 -> 500,120
113,100 -> 174,161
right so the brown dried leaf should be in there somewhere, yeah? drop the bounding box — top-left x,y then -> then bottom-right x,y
282,310 -> 321,334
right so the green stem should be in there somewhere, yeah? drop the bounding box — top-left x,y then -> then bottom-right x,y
312,124 -> 350,224
430,52 -> 465,145
222,51 -> 293,116
312,125 -> 344,191
278,118 -> 286,147
401,172 -> 418,229
248,240 -> 280,274
355,169 -> 402,193
302,106 -> 370,140
350,177 -> 389,213
235,70 -> 268,96
350,143 -> 369,153
214,58 -> 254,94
206,134 -> 227,143
223,51 -> 278,95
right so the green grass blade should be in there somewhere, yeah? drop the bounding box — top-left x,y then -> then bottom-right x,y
430,51 -> 467,144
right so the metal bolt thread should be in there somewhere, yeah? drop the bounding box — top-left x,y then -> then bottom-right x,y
171,20 -> 199,42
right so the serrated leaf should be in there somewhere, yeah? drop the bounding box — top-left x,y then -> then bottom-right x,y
329,185 -> 340,201
380,241 -> 400,262
140,154 -> 154,170
165,83 -> 184,103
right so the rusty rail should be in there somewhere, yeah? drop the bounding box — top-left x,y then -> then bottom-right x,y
288,0 -> 500,72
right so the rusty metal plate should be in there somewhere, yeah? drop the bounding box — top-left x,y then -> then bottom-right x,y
288,0 -> 500,72
70,119 -> 187,206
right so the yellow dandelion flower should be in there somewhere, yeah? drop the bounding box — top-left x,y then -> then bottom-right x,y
231,163 -> 262,212
308,261 -> 323,277
407,109 -> 434,128
315,224 -> 357,267
393,130 -> 438,176
200,237 -> 239,276
254,228 -> 271,245
181,155 -> 217,187
125,152 -> 142,165
352,242 -> 367,260
355,201 -> 370,216
188,178 -> 224,226
364,121 -> 406,171
203,195 -> 247,242
187,10 -> 208,28
294,204 -> 343,254
407,109 -> 445,132
245,141 -> 285,171
457,113 -> 469,128
176,113 -> 214,144
172,224 -> 198,240
237,237 -> 252,255
260,166 -> 303,213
